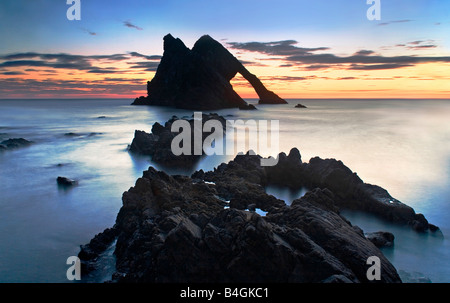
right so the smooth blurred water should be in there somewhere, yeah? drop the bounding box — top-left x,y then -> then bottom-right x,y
0,98 -> 449,282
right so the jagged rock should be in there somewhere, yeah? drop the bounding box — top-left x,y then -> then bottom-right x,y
129,113 -> 226,167
365,231 -> 395,248
200,149 -> 438,232
0,138 -> 33,150
132,34 -> 287,109
80,153 -> 405,283
80,148 -> 439,282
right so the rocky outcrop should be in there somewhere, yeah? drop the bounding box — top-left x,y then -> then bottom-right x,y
128,113 -> 226,167
295,103 -> 307,108
132,34 -> 287,110
80,165 -> 400,283
81,149 -> 428,283
201,149 -> 438,233
0,138 -> 33,150
79,148 -> 439,282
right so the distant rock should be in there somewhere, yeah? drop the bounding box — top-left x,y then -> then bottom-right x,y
0,138 -> 33,150
295,103 -> 307,108
64,132 -> 81,137
365,231 -> 395,248
132,34 -> 287,110
64,132 -> 102,138
57,176 -> 78,186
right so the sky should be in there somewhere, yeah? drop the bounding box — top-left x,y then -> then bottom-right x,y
0,0 -> 449,99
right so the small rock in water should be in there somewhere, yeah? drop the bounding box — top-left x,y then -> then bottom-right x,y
365,231 -> 395,248
57,176 -> 78,186
295,103 -> 307,108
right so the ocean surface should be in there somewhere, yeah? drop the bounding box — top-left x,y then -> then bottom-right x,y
0,98 -> 449,283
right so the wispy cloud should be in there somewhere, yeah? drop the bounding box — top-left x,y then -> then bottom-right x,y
123,20 -> 143,31
0,52 -> 161,74
81,28 -> 97,36
228,39 -> 450,71
378,19 -> 413,26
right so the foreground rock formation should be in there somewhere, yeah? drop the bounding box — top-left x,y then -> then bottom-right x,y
132,34 -> 287,110
78,148 -> 440,283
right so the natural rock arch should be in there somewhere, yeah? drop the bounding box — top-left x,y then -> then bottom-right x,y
132,34 -> 287,110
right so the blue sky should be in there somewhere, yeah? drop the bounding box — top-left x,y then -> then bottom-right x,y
0,0 -> 449,98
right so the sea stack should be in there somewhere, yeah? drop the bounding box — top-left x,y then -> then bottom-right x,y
132,34 -> 287,110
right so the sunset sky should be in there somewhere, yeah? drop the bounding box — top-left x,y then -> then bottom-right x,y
0,0 -> 449,99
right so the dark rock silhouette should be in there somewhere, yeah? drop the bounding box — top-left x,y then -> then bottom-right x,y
128,113 -> 227,167
0,138 -> 33,151
56,176 -> 78,186
132,34 -> 287,110
78,149 -> 429,283
295,103 -> 307,108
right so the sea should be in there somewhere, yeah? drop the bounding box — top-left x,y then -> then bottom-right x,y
0,98 -> 449,283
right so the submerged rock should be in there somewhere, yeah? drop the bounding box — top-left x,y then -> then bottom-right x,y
132,34 -> 287,110
295,103 -> 307,108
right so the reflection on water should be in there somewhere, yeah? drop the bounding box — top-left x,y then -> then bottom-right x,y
0,98 -> 449,282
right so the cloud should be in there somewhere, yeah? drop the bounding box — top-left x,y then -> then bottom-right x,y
228,39 -> 450,71
0,52 -> 161,74
81,28 -> 97,36
348,63 -> 414,70
123,20 -> 143,31
129,52 -> 162,60
227,40 -> 329,57
0,77 -> 146,97
378,19 -> 413,26
127,61 -> 160,72
353,50 -> 376,56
